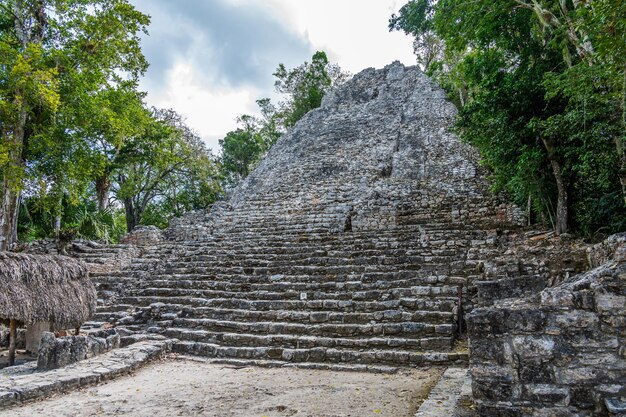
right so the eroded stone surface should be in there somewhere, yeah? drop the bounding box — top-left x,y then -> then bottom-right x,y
74,63 -> 527,369
37,330 -> 121,370
0,339 -> 173,409
468,234 -> 626,416
3,359 -> 440,417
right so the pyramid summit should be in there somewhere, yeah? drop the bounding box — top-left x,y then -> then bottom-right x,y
171,62 -> 523,240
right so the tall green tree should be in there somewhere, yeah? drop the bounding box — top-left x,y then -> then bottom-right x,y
391,0 -> 625,237
219,115 -> 267,186
389,0 -> 443,72
115,108 -> 220,232
0,0 -> 149,249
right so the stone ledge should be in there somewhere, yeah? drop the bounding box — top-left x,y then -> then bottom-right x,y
415,367 -> 475,417
0,339 -> 175,409
175,354 -> 401,374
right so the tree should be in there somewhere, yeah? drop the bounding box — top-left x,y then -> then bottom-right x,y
84,86 -> 152,212
219,115 -> 267,186
115,108 -> 221,232
0,0 -> 149,249
273,51 -> 350,129
389,0 -> 443,72
391,0 -> 625,237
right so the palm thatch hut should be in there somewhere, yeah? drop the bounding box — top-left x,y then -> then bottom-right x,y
0,252 -> 96,365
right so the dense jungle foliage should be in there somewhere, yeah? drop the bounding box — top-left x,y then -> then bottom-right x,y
390,0 -> 625,238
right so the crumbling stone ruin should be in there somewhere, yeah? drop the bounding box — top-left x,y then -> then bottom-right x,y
37,329 -> 121,370
28,62 -> 624,415
469,234 -> 626,416
87,62 -> 524,366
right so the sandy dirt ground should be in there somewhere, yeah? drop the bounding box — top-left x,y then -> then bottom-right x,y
4,357 -> 442,417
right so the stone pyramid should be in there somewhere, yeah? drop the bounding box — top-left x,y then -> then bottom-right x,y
89,62 -> 523,369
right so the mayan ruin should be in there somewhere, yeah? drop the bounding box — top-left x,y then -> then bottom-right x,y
1,1 -> 624,416
0,61 -> 622,416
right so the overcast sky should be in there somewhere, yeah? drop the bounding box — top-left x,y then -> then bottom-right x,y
130,0 -> 416,153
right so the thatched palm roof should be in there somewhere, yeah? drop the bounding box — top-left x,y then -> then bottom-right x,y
0,252 -> 96,328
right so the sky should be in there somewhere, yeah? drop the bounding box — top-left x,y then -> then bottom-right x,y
130,0 -> 416,153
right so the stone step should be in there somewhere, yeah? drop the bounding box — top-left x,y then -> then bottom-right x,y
159,228 -> 480,248
95,271 -> 463,285
81,320 -> 108,329
175,242 -> 468,253
125,285 -> 460,301
174,355 -> 399,374
120,266 -> 460,281
172,237 -> 473,252
96,304 -> 136,312
177,306 -> 454,325
172,341 -> 468,367
96,277 -> 464,293
160,263 -> 456,276
219,219 -> 464,232
164,328 -> 453,351
165,255 -> 461,268
165,242 -> 463,253
93,311 -> 131,321
169,317 -> 454,338
167,254 -> 462,267
118,296 -> 458,313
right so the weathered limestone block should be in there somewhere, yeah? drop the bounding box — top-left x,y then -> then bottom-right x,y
37,329 -> 120,370
468,233 -> 626,416
470,232 -> 590,309
120,226 -> 164,246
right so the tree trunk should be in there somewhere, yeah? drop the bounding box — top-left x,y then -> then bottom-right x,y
1,1 -> 49,251
124,197 -> 136,233
0,185 -> 20,251
95,175 -> 111,211
616,137 -> 626,207
550,159 -> 569,235
1,2 -> 33,251
53,215 -> 61,237
0,105 -> 27,251
541,137 -> 568,235
8,319 -> 17,366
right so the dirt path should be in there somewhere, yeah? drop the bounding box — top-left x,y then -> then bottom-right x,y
4,358 -> 442,417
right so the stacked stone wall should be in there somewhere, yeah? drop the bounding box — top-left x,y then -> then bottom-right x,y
468,234 -> 626,416
119,226 -> 163,246
37,329 -> 121,370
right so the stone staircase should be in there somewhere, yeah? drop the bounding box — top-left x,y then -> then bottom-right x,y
82,62 -> 526,369
88,224 -> 491,367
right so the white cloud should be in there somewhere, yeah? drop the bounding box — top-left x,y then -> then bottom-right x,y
134,0 -> 416,153
145,62 -> 261,153
255,0 -> 416,74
